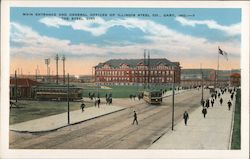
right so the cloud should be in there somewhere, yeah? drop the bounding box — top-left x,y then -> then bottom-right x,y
39,17 -> 176,37
10,22 -> 109,58
175,17 -> 241,36
11,18 -> 240,71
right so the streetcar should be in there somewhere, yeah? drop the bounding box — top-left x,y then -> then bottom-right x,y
33,85 -> 82,101
143,90 -> 163,104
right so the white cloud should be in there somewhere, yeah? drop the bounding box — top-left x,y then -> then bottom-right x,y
175,17 -> 241,36
11,18 -> 240,70
39,17 -> 176,37
10,22 -> 110,58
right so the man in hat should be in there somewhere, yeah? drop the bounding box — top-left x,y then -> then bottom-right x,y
132,111 -> 138,125
183,111 -> 189,126
227,100 -> 232,110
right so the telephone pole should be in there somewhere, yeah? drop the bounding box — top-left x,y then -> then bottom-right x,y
67,73 -> 70,124
55,54 -> 59,84
171,70 -> 175,131
147,50 -> 150,89
45,58 -> 50,82
62,55 -> 66,84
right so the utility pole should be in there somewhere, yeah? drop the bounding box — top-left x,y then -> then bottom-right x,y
147,50 -> 150,89
35,67 -> 37,81
15,70 -> 18,103
92,66 -> 94,83
67,73 -> 70,124
144,49 -> 146,90
45,58 -> 50,82
55,54 -> 59,84
172,70 -> 175,131
62,55 -> 66,84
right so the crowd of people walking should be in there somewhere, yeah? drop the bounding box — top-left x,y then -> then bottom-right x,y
183,87 -> 237,125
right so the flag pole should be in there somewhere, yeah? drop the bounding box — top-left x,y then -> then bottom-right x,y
217,46 -> 220,88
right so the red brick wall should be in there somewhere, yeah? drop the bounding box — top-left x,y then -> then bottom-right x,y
94,66 -> 181,85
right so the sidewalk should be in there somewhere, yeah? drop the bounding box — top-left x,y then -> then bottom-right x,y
10,105 -> 125,133
149,91 -> 235,149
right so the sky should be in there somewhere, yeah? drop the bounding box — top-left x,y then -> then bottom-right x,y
10,7 -> 241,75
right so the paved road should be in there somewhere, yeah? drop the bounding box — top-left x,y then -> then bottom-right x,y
10,89 -> 209,149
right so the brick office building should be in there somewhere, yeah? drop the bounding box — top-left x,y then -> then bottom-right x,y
94,58 -> 181,86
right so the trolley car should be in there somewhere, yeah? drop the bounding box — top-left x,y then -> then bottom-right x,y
33,85 -> 82,101
143,90 -> 162,104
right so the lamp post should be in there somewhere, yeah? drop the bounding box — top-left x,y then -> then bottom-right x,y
67,73 -> 70,124
171,69 -> 175,131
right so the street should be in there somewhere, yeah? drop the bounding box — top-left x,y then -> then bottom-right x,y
10,89 -> 209,149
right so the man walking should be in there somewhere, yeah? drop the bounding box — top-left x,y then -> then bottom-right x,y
80,103 -> 85,112
220,98 -> 223,106
227,100 -> 232,110
206,99 -> 210,108
183,111 -> 189,126
97,98 -> 101,108
132,111 -> 138,125
202,107 -> 207,118
201,99 -> 205,107
211,99 -> 214,107
231,93 -> 234,100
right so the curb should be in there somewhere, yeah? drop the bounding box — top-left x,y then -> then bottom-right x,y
10,107 -> 127,134
228,93 -> 237,149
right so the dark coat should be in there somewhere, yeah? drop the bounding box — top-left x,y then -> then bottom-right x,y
202,108 -> 207,114
183,112 -> 189,120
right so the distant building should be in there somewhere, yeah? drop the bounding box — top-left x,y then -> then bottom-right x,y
180,69 -> 237,87
94,58 -> 181,86
230,73 -> 241,87
79,75 -> 93,83
10,78 -> 40,99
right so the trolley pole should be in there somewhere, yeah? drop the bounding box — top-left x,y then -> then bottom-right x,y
15,70 -> 18,103
67,73 -> 70,124
172,71 -> 175,131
